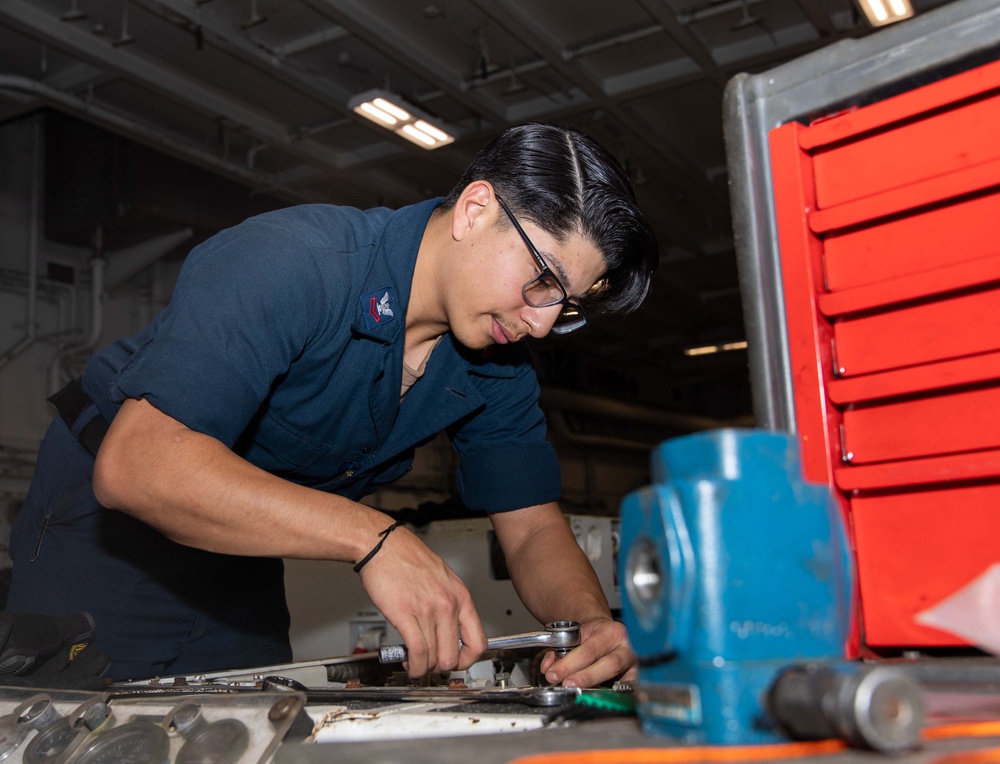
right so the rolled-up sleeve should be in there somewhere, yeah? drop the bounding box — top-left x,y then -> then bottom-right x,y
455,440 -> 561,512
450,358 -> 561,512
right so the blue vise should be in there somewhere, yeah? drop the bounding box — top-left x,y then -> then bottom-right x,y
618,429 -> 855,744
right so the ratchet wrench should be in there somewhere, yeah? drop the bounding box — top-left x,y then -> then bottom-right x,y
262,681 -> 580,707
107,621 -> 584,691
378,620 -> 581,664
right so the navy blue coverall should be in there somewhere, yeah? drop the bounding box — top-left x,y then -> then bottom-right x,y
8,199 -> 561,680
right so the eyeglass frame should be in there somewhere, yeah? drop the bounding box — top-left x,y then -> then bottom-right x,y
494,194 -> 588,334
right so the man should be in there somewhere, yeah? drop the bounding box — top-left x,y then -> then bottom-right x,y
8,122 -> 658,685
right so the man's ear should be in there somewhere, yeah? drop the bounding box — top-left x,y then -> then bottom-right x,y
451,181 -> 494,242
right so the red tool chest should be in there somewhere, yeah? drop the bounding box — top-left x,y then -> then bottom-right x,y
767,56 -> 1000,651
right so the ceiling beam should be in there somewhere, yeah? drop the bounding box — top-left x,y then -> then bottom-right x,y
297,0 -> 507,123
0,74 -> 318,204
0,0 -> 342,160
125,0 -> 411,171
795,0 -> 838,36
464,0 -> 731,212
632,0 -> 728,87
0,0 -> 422,204
128,0 -> 357,106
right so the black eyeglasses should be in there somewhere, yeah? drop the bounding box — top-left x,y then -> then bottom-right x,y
495,195 -> 587,335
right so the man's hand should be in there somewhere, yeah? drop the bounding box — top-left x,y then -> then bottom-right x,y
356,525 -> 488,679
491,502 -> 637,690
538,616 -> 636,688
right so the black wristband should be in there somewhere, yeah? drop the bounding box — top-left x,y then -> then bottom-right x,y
353,521 -> 404,573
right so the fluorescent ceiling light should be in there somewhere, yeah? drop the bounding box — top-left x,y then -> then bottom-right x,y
348,89 -> 455,150
856,0 -> 914,27
684,340 -> 748,357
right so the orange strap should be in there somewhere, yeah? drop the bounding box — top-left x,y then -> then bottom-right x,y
507,740 -> 847,764
925,722 -> 1000,741
929,751 -> 1000,764
922,721 -> 1000,764
508,720 -> 1000,764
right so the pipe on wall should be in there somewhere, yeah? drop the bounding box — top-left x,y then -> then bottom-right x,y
539,386 -> 728,435
48,251 -> 105,395
0,119 -> 42,371
546,411 -> 655,453
103,229 -> 194,292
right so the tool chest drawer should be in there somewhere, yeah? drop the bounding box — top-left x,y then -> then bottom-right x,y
822,193 -> 1000,292
841,382 -> 1000,464
768,55 -> 1000,651
810,91 -> 1000,209
850,485 -> 1000,647
831,285 -> 1000,378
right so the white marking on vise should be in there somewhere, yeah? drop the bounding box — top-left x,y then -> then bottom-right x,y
729,620 -> 792,639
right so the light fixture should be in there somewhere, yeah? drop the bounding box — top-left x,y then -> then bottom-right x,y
855,0 -> 914,27
348,89 -> 455,150
684,340 -> 748,357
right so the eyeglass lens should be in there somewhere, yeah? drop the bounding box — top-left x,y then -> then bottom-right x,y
497,194 -> 587,333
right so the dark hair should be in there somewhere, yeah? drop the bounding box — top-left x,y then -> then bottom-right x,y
441,123 -> 658,314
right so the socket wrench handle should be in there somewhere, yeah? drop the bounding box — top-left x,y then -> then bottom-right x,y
379,620 -> 581,664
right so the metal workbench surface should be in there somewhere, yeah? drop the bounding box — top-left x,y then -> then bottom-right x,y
275,716 -> 1000,764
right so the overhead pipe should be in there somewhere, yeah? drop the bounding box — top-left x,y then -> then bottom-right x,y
546,410 -> 655,453
0,72 -> 416,206
565,25 -> 664,60
539,387 -> 737,454
0,75 -> 320,205
677,0 -> 768,25
539,386 -> 728,433
462,25 -> 666,91
0,119 -> 42,370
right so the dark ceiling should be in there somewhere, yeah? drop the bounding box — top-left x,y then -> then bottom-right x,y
0,0 -> 958,420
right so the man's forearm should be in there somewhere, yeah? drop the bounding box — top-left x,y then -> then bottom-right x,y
492,503 -> 611,625
94,398 -> 490,679
93,397 -> 392,563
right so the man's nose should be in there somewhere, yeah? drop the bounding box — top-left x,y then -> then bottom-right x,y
523,304 -> 562,338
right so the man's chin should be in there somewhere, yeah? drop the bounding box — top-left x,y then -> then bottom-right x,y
450,329 -> 489,352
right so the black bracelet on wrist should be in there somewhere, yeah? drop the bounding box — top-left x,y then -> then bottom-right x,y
353,520 -> 404,573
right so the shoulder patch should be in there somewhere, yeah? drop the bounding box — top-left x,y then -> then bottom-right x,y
361,287 -> 397,330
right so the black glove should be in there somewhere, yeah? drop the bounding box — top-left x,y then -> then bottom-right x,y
0,612 -> 110,690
